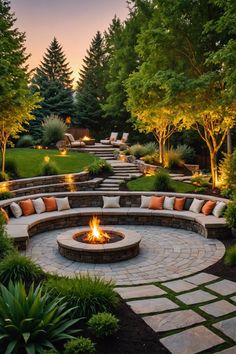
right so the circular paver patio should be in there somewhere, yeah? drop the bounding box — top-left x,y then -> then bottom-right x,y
22,225 -> 225,285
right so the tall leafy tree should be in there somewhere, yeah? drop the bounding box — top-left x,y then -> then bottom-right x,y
31,38 -> 74,139
75,31 -> 107,134
0,0 -> 40,173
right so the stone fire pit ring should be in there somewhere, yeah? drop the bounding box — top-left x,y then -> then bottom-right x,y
57,227 -> 142,263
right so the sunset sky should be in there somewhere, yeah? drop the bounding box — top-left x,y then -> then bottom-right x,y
11,0 -> 129,83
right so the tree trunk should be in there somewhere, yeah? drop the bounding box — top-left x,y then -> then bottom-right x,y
1,142 -> 6,174
209,151 -> 218,190
159,139 -> 164,165
227,129 -> 233,154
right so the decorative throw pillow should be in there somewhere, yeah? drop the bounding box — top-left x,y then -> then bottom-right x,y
149,196 -> 165,210
174,197 -> 186,211
184,198 -> 193,210
163,196 -> 175,210
43,197 -> 57,212
10,202 -> 22,218
19,199 -> 35,216
0,208 -> 9,223
32,198 -> 46,214
212,202 -> 227,218
189,198 -> 205,213
103,196 -> 120,208
201,200 -> 216,216
140,196 -> 152,208
56,197 -> 70,211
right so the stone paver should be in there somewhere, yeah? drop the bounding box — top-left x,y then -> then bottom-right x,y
216,347 -> 236,354
22,225 -> 225,285
163,279 -> 196,293
206,280 -> 236,296
177,289 -> 217,305
200,300 -> 236,317
160,325 -> 224,354
231,296 -> 236,303
127,297 -> 178,314
116,285 -> 166,299
214,317 -> 236,342
143,309 -> 204,332
185,272 -> 219,285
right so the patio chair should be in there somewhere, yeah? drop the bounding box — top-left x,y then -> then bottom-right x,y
64,133 -> 86,147
100,132 -> 118,145
111,132 -> 129,147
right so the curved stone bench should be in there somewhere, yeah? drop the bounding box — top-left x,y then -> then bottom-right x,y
0,191 -> 230,250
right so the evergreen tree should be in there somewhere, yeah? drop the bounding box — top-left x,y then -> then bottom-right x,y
0,0 -> 40,172
75,31 -> 107,135
30,38 -> 74,139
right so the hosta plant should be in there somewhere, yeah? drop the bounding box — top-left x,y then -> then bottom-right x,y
0,282 -> 80,354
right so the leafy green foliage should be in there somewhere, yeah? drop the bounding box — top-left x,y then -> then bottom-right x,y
191,175 -> 210,188
219,151 -> 236,193
17,134 -> 35,147
0,191 -> 14,200
64,337 -> 96,354
45,274 -> 120,319
141,152 -> 160,165
0,282 -> 80,354
175,144 -> 197,164
87,160 -> 113,176
40,161 -> 59,176
5,159 -> 20,179
224,201 -> 236,228
128,142 -> 157,158
0,254 -> 43,286
224,245 -> 236,266
0,215 -> 14,261
88,312 -> 119,338
154,170 -> 173,192
0,172 -> 9,181
164,150 -> 183,169
42,115 -> 67,146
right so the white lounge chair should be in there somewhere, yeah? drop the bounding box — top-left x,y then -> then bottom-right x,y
112,132 -> 129,147
64,133 -> 86,147
100,132 -> 118,145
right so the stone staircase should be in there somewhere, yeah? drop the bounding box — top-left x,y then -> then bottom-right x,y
80,143 -> 116,160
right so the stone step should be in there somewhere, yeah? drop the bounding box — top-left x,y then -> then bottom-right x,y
96,187 -> 120,191
102,179 -> 124,184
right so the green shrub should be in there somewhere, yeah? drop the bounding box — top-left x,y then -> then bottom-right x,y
224,245 -> 236,266
142,152 -> 160,165
64,337 -> 96,354
0,191 -> 14,200
128,142 -> 156,158
17,134 -> 35,147
0,254 -> 43,286
42,115 -> 67,146
40,160 -> 59,176
87,160 -> 113,176
219,151 -> 236,193
5,159 -> 20,179
0,215 -> 14,261
164,149 -> 183,169
45,274 -> 120,318
224,200 -> 236,228
175,144 -> 197,164
191,175 -> 210,188
0,282 -> 80,353
0,172 -> 9,181
154,170 -> 172,191
88,312 -> 119,337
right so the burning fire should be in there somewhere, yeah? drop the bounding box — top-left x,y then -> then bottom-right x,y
82,136 -> 90,141
85,216 -> 110,244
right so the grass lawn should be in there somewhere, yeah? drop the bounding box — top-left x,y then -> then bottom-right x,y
5,148 -> 98,178
127,175 -> 196,193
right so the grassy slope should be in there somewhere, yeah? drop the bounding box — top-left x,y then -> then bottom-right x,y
5,148 -> 98,178
127,175 -> 196,193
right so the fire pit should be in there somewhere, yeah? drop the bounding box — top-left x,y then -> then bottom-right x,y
57,216 -> 141,263
81,136 -> 95,145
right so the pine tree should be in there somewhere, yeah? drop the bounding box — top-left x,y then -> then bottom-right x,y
75,31 -> 107,135
30,38 -> 74,139
0,0 -> 41,172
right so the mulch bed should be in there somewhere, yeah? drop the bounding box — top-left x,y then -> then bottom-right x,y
205,238 -> 236,282
95,301 -> 169,354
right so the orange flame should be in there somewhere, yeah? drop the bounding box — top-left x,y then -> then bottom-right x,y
82,136 -> 90,141
85,216 -> 110,244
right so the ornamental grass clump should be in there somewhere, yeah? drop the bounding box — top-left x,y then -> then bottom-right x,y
164,149 -> 183,169
0,254 -> 44,286
154,170 -> 172,191
40,160 -> 59,176
88,312 -> 119,338
5,159 -> 20,179
224,245 -> 236,266
42,115 -> 67,146
0,282 -> 80,354
87,160 -> 113,176
0,215 -> 14,261
17,134 -> 35,147
64,337 -> 96,354
45,274 -> 120,318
